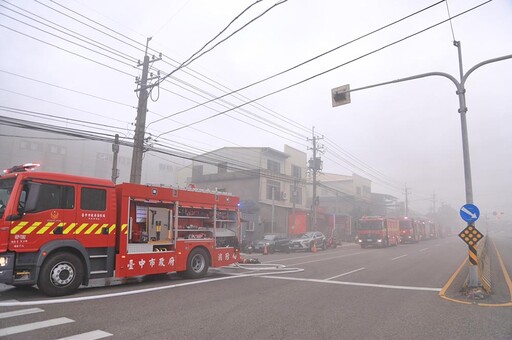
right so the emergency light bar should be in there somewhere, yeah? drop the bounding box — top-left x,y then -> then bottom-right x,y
3,163 -> 41,174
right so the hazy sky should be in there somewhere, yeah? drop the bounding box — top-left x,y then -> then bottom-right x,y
1,0 -> 511,219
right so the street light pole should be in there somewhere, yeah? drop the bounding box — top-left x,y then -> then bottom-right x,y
335,43 -> 512,287
454,41 -> 473,206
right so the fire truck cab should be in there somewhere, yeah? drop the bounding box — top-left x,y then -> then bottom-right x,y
0,164 -> 240,296
357,216 -> 400,248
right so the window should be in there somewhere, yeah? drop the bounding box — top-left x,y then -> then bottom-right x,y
267,159 -> 281,173
24,182 -> 75,213
217,162 -> 228,173
292,165 -> 302,179
81,187 -> 106,211
266,180 -> 280,200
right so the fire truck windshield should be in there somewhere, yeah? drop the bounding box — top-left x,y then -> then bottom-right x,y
399,220 -> 412,229
0,178 -> 16,218
359,220 -> 384,230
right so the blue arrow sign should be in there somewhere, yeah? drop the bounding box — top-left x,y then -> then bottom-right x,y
460,204 -> 480,223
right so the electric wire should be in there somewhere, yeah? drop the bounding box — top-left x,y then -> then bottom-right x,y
0,11 -> 137,71
156,0 -> 287,86
154,1 -> 492,135
149,0 -> 446,127
0,24 -> 134,78
0,69 -> 135,109
0,1 -> 138,64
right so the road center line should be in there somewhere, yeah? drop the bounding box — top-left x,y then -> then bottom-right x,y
325,267 -> 365,280
259,275 -> 441,292
419,248 -> 429,252
392,255 -> 408,261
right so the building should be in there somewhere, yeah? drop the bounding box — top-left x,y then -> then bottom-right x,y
186,145 -> 308,241
0,126 -> 185,186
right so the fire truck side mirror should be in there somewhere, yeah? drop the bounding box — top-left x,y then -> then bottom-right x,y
5,214 -> 21,221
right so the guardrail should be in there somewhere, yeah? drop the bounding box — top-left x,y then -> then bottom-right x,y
478,236 -> 491,292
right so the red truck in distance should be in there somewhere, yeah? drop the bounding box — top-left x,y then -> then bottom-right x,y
399,216 -> 421,243
357,216 -> 400,248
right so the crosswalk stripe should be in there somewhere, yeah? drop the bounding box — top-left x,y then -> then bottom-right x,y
56,330 -> 113,340
0,317 -> 74,336
0,308 -> 44,319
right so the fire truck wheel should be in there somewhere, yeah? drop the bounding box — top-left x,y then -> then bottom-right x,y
38,252 -> 84,296
182,248 -> 209,279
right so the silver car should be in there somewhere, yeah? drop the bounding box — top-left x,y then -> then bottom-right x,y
289,231 -> 326,252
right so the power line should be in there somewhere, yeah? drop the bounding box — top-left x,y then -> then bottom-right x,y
154,1 -> 491,136
0,11 -> 136,70
156,0 -> 287,87
149,0 -> 446,128
0,69 -> 135,108
0,24 -> 135,77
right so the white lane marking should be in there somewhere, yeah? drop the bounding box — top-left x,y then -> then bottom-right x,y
392,255 -> 408,261
286,252 -> 364,266
325,267 -> 366,280
0,308 -> 44,319
419,248 -> 429,252
258,275 -> 441,292
263,246 -> 365,263
56,330 -> 113,340
0,317 -> 74,336
0,275 -> 242,307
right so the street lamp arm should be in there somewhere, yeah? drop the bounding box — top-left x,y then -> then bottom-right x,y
462,54 -> 512,86
349,71 -> 460,95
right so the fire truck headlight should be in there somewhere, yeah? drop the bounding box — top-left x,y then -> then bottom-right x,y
358,239 -> 362,243
0,256 -> 8,267
377,239 -> 382,243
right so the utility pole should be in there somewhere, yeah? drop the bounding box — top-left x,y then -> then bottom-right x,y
432,191 -> 437,216
291,178 -> 297,237
130,37 -> 161,184
271,187 -> 275,234
111,134 -> 119,183
404,186 -> 410,217
308,127 -> 323,230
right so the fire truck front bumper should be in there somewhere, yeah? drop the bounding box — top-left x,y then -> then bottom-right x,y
0,252 -> 15,285
358,238 -> 383,246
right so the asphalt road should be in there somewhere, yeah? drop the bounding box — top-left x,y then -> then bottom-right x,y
1,231 -> 511,339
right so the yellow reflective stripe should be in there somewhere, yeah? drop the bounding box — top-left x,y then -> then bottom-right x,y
10,221 -> 28,234
84,224 -> 99,234
50,222 -> 65,234
37,222 -> 54,234
23,221 -> 42,234
74,223 -> 88,234
109,224 -> 116,234
94,224 -> 109,235
8,221 -> 118,235
121,224 -> 128,234
63,223 -> 77,234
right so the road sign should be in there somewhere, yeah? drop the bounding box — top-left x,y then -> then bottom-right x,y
458,225 -> 483,246
459,203 -> 480,223
331,84 -> 351,107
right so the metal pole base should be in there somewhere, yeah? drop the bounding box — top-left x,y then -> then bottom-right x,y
467,265 -> 481,288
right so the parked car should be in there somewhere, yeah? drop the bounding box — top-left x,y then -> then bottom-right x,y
254,234 -> 290,253
289,231 -> 327,252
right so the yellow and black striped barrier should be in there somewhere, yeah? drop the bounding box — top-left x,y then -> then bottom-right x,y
459,224 -> 483,264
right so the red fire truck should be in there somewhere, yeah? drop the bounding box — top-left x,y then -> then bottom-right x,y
357,216 -> 400,248
399,216 -> 420,243
0,164 -> 240,296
